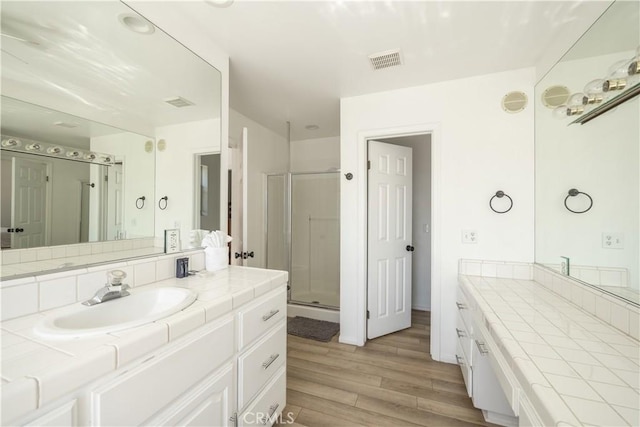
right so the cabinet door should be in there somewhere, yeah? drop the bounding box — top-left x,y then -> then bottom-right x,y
25,400 -> 77,426
471,339 -> 514,417
150,364 -> 234,427
92,317 -> 234,426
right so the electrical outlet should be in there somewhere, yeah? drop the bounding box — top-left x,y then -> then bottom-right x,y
602,232 -> 624,249
462,230 -> 478,244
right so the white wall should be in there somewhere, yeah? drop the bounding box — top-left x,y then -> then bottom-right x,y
290,136 -> 340,172
379,135 -> 432,311
91,132 -> 155,239
535,51 -> 639,290
340,67 -> 536,362
154,118 -> 221,248
229,108 -> 289,268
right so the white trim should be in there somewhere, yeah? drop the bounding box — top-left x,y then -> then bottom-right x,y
351,122 -> 443,360
287,304 -> 340,323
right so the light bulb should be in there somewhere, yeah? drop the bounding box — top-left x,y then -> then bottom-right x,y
25,143 -> 42,151
603,78 -> 626,92
1,138 -> 21,147
568,93 -> 585,107
84,153 -> 97,160
47,146 -> 62,154
66,150 -> 82,158
584,79 -> 605,95
552,105 -> 570,119
608,59 -> 630,79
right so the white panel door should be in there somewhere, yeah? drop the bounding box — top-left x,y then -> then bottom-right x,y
231,127 -> 248,265
12,157 -> 48,248
106,163 -> 124,240
367,140 -> 413,339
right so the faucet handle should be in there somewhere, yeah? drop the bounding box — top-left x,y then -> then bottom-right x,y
108,270 -> 127,285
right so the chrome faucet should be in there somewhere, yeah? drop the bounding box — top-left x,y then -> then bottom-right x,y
83,270 -> 131,306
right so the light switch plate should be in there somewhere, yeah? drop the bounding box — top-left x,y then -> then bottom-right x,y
164,229 -> 180,253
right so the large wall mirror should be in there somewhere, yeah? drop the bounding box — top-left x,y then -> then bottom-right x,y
535,0 -> 639,305
1,1 -> 222,279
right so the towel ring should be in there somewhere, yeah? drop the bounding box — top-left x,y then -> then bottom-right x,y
489,191 -> 513,214
159,196 -> 168,210
564,188 -> 593,214
135,196 -> 146,209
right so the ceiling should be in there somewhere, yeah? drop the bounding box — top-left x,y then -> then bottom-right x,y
140,0 -> 613,140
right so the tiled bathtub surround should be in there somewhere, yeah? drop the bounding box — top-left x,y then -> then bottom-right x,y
460,275 -> 639,426
459,260 -> 639,339
0,238 -> 159,278
0,250 -> 206,321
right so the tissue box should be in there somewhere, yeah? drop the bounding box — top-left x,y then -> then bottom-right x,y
204,247 -> 228,271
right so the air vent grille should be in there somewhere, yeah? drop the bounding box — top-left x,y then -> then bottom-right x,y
164,96 -> 195,108
368,49 -> 402,70
54,121 -> 79,128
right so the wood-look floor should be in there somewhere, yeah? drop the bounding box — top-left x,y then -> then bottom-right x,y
277,311 -> 494,427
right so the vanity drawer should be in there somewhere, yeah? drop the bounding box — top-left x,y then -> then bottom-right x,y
237,288 -> 286,350
455,340 -> 472,398
238,321 -> 286,411
92,317 -> 234,426
239,367 -> 286,426
456,311 -> 472,363
456,286 -> 473,335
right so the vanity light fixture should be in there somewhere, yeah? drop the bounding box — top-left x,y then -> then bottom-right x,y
118,13 -> 155,35
0,135 -> 115,165
603,78 -> 627,92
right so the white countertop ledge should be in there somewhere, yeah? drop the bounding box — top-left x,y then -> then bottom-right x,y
459,274 -> 639,427
1,266 -> 288,421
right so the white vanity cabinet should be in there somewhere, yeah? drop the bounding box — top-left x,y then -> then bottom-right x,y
456,284 -> 517,426
91,317 -> 235,426
4,273 -> 288,427
236,288 -> 287,426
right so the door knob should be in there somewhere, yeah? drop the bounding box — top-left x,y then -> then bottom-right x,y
234,252 -> 242,259
247,251 -> 254,258
15,228 -> 24,233
406,245 -> 415,252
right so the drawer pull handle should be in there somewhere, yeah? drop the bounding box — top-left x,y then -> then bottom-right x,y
262,353 -> 280,369
475,340 -> 489,355
456,302 -> 467,310
261,403 -> 280,425
262,309 -> 280,321
455,328 -> 466,338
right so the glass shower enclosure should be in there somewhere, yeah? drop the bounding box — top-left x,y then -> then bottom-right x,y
265,172 -> 340,309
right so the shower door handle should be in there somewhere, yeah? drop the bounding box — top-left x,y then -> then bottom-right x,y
406,245 -> 415,252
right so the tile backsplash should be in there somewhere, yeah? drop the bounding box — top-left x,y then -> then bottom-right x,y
459,259 -> 639,340
0,250 -> 206,322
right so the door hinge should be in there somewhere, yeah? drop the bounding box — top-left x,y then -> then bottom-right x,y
367,160 -> 371,170
104,175 -> 108,182
367,310 -> 370,319
46,176 -> 49,182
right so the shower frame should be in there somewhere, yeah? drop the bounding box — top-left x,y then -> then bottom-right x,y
264,170 -> 340,310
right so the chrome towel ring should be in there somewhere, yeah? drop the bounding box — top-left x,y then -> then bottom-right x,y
159,196 -> 168,210
489,191 -> 513,214
135,196 -> 146,209
564,188 -> 593,214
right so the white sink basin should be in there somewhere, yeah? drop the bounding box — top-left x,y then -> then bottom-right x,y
34,287 -> 197,338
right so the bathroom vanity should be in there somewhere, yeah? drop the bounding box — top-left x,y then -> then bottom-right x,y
1,266 -> 287,426
456,262 -> 639,426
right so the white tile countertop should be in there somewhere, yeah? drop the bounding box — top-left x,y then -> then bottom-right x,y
460,275 -> 639,426
1,266 -> 288,421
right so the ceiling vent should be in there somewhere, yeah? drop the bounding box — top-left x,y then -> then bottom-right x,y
368,49 -> 402,71
164,96 -> 194,108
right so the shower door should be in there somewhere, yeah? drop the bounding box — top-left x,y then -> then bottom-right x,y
265,171 -> 340,309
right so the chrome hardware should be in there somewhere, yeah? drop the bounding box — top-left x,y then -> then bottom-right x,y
455,328 -> 466,338
82,270 -> 130,306
229,412 -> 238,427
262,353 -> 280,369
475,340 -> 489,355
455,302 -> 466,310
262,309 -> 280,321
261,403 -> 280,425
